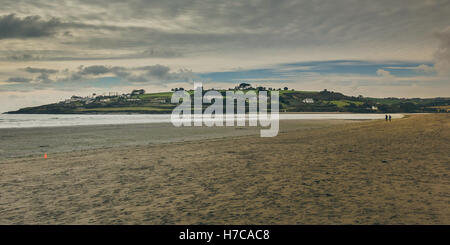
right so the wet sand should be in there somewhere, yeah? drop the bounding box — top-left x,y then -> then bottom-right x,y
0,114 -> 448,224
0,119 -> 350,159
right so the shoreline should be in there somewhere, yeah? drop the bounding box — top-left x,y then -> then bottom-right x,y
2,111 -> 415,115
0,112 -> 406,130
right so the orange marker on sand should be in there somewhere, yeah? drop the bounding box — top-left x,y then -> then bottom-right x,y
44,153 -> 47,159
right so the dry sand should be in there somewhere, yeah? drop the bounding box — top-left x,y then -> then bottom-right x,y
0,114 -> 448,224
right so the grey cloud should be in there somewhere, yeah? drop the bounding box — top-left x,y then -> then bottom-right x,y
24,67 -> 58,74
77,64 -> 176,80
7,68 -> 56,84
3,1 -> 449,61
0,13 -> 144,40
36,73 -> 53,83
6,54 -> 38,61
7,77 -> 32,83
77,65 -> 130,77
59,73 -> 83,82
138,48 -> 182,58
1,50 -> 78,61
80,65 -> 111,75
109,66 -> 131,77
134,65 -> 197,82
0,14 -> 60,39
139,65 -> 171,78
51,64 -> 196,85
21,51 -> 180,61
72,1 -> 450,40
2,48 -> 182,62
433,27 -> 450,75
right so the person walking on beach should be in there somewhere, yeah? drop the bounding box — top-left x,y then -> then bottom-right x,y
385,115 -> 388,121
389,115 -> 392,121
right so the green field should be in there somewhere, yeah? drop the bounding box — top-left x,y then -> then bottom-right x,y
329,100 -> 364,107
138,92 -> 173,99
77,106 -> 173,112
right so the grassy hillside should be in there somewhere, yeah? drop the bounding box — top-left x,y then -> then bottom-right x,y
6,89 -> 450,114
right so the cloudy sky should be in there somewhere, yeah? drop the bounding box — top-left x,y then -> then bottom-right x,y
0,0 -> 449,112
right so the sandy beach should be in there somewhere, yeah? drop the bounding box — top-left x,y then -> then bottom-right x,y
0,114 -> 448,224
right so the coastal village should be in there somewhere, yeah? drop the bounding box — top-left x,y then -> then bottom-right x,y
61,83 -> 314,107
7,83 -> 449,114
63,89 -> 149,105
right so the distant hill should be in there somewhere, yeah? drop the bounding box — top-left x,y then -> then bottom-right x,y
5,89 -> 450,114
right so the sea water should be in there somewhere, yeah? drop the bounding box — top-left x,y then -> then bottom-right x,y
0,113 -> 404,129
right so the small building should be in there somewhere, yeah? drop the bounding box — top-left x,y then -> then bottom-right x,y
65,96 -> 83,103
64,95 -> 94,104
371,105 -> 378,110
302,98 -> 314,104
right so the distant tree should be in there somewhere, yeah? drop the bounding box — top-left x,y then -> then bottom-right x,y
131,89 -> 145,95
238,83 -> 252,90
284,87 -> 289,90
399,102 -> 418,112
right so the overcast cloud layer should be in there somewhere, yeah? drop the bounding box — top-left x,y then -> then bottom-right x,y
0,0 -> 449,112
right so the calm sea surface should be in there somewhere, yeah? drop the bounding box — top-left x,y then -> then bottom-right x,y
0,113 -> 404,129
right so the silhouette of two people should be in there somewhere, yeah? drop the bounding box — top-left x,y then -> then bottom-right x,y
385,115 -> 392,121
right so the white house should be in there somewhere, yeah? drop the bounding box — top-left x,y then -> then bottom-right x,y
302,98 -> 314,104
100,98 -> 111,103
